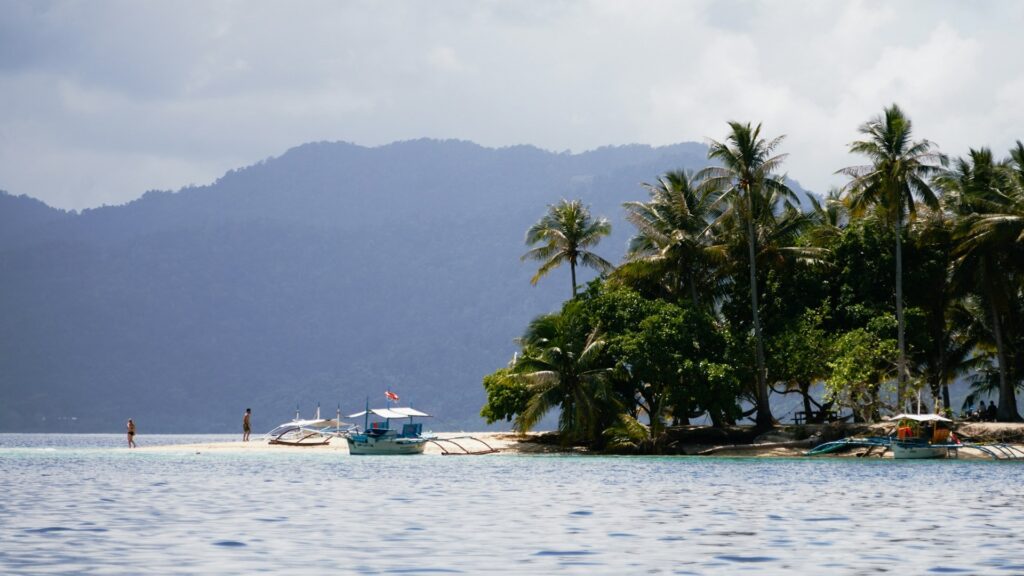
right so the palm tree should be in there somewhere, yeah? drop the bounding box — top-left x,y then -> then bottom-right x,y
622,170 -> 720,307
904,207 -> 967,412
700,121 -> 797,429
837,104 -> 945,411
943,147 -> 1024,421
510,310 -> 617,444
806,188 -> 849,247
522,199 -> 613,297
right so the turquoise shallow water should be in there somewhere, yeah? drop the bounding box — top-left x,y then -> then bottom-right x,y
1,434 -> 1022,575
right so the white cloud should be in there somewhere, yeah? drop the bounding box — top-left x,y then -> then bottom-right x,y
0,1 -> 1022,209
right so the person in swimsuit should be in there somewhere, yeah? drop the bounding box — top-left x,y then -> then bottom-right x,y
127,418 -> 137,448
243,408 -> 252,441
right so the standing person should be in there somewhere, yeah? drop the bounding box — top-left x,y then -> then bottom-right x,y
127,418 -> 137,448
243,408 -> 252,442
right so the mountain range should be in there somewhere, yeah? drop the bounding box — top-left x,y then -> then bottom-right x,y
1,139 -> 812,432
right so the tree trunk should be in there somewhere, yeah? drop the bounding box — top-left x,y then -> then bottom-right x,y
570,258 -> 577,297
937,332 -> 949,411
987,285 -> 1021,422
894,213 -> 907,412
747,193 -> 773,429
688,269 -> 700,309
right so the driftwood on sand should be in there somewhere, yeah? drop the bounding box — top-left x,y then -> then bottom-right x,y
697,438 -> 817,456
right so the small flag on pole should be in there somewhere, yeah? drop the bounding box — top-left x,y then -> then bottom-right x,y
385,390 -> 399,402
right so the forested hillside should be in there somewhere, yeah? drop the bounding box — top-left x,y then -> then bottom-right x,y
1,139 -> 732,432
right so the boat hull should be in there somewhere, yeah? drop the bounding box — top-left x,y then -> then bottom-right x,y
345,435 -> 428,455
893,442 -> 947,459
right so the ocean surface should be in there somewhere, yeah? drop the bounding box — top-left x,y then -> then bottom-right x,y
1,434 -> 1022,575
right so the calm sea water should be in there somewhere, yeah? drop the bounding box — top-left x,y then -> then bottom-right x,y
1,434 -> 1022,575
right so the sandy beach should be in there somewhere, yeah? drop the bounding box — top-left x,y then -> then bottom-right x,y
135,431 -> 560,456
133,424 -> 1024,460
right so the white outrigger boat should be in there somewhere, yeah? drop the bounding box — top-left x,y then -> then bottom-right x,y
264,405 -> 355,446
345,405 -> 435,455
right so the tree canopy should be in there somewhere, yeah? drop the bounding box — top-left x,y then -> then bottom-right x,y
487,106 -> 1024,452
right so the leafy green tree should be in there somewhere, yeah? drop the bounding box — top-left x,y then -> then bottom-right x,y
701,121 -> 798,428
480,368 -> 531,425
826,317 -> 900,422
522,199 -> 613,297
594,288 -> 735,438
837,104 -> 946,411
766,307 -> 832,421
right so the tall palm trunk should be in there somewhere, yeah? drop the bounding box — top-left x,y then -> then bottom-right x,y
570,258 -> 577,297
985,276 -> 1020,421
894,212 -> 908,412
687,269 -> 699,308
746,192 -> 772,428
937,343 -> 949,411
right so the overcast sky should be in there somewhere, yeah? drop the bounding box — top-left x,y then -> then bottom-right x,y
2,1 -> 1022,210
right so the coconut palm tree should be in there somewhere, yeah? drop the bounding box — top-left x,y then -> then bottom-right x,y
836,104 -> 945,411
806,188 -> 849,247
510,310 -> 617,444
700,121 -> 798,428
522,199 -> 613,297
942,147 -> 1024,421
622,170 -> 721,307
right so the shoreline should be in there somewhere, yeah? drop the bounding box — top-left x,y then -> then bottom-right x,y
127,424 -> 1024,460
134,431 -> 563,456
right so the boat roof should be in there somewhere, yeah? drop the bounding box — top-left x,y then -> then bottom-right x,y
265,418 -> 352,437
348,407 -> 431,419
888,413 -> 953,423
269,418 -> 349,429
290,418 -> 349,426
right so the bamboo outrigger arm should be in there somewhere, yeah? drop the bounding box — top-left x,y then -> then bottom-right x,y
427,436 -> 499,455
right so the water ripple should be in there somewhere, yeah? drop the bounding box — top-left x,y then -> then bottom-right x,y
2,434 -> 1023,575
716,555 -> 779,563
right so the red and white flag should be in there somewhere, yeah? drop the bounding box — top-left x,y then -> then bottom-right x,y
385,390 -> 399,402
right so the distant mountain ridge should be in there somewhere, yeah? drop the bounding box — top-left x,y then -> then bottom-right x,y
1,139 -> 806,432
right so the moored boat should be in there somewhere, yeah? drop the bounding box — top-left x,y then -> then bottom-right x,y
807,413 -> 1024,460
265,405 -> 355,446
345,406 -> 434,455
890,413 -> 955,459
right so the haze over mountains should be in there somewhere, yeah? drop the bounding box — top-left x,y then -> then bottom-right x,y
2,139 -> 811,433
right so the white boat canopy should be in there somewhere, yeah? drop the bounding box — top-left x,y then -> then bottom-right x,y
888,413 -> 953,423
263,418 -> 354,440
348,407 -> 432,419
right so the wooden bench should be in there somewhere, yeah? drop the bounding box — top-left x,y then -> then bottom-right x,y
793,410 -> 837,425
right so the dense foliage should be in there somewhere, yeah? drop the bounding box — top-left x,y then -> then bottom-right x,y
484,106 -> 1024,449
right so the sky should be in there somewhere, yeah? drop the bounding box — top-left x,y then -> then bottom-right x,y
2,0 -> 1023,211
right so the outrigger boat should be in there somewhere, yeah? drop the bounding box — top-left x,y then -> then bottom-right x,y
346,405 -> 434,455
890,413 -> 954,459
807,413 -> 1024,460
264,405 -> 355,446
344,395 -> 500,456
